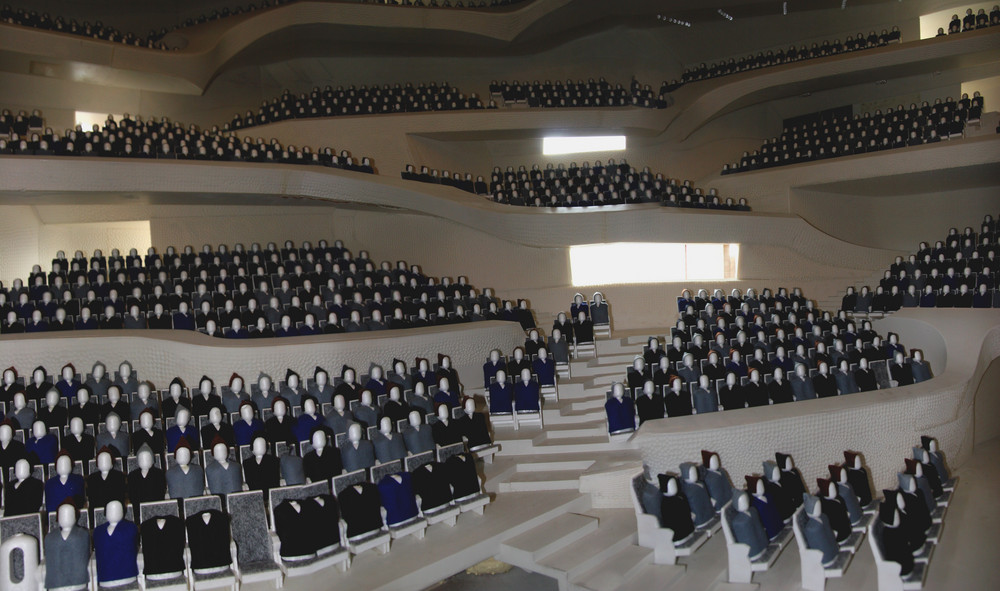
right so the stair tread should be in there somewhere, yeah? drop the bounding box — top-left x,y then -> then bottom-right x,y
536,435 -> 610,446
571,545 -> 653,591
501,512 -> 598,554
537,510 -> 636,571
505,469 -> 582,483
616,563 -> 688,591
544,419 -> 607,431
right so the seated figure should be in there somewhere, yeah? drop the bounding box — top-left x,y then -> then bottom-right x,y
801,494 -> 840,567
679,462 -> 715,528
657,473 -> 695,543
728,489 -> 769,560
746,475 -> 784,540
340,423 -> 376,473
605,382 -> 635,434
701,450 -> 733,511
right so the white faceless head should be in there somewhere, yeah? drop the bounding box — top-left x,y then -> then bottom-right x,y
97,450 -> 112,473
213,442 -> 229,463
379,416 -> 393,435
56,454 -> 72,476
176,446 -> 191,467
312,429 -> 327,451
138,449 -> 153,471
57,503 -> 77,530
69,416 -> 85,436
348,423 -> 362,444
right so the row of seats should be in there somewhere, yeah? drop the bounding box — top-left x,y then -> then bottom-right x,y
0,354 -> 500,500
660,26 -> 901,95
841,215 -> 1000,314
0,353 -> 473,417
481,160 -> 750,209
0,111 -> 376,173
0,0 -> 525,56
1,439 -> 490,589
227,82 -> 490,130
724,93 -> 985,173
488,78 -> 667,109
401,165 -> 487,194
0,239 -> 540,336
631,438 -> 953,590
605,289 -> 930,434
937,7 -> 1000,35
0,0 -> 297,50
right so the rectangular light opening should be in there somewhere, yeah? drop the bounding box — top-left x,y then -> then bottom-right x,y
918,3 -> 993,39
543,135 -> 626,156
75,111 -> 122,131
569,242 -> 740,286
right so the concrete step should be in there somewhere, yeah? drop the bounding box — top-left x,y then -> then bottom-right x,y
515,457 -> 597,473
569,545 -> 653,591
481,455 -> 520,493
616,563 -> 688,591
498,469 -> 582,492
529,434 -> 615,454
546,405 -> 606,422
571,394 -> 607,411
586,352 -> 637,366
499,512 -> 599,565
540,419 -> 608,439
555,381 -> 587,399
535,509 -> 637,585
568,362 -> 627,379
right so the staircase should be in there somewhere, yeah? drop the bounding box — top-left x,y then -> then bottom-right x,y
478,332 -> 701,591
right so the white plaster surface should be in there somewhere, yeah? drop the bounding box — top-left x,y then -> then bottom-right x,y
0,157 -> 903,328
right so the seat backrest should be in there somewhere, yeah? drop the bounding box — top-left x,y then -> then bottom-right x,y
226,490 -> 273,564
91,505 -> 134,528
437,442 -> 464,463
182,494 -> 222,519
404,450 -> 434,473
323,463 -> 365,495
720,502 -> 737,544
630,474 -> 645,514
792,507 -> 808,552
139,499 -> 181,523
46,510 -> 89,532
370,460 -> 403,484
267,485 -> 303,528
301,481 -> 330,497
0,514 -> 43,559
869,519 -> 886,563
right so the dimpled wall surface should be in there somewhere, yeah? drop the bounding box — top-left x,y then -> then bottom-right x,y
633,310 -> 1000,493
0,321 -> 525,394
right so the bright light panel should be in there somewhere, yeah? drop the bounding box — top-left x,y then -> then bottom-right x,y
543,135 -> 626,156
685,244 -> 724,280
919,3 -> 993,39
75,111 -> 121,130
569,242 -> 740,286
